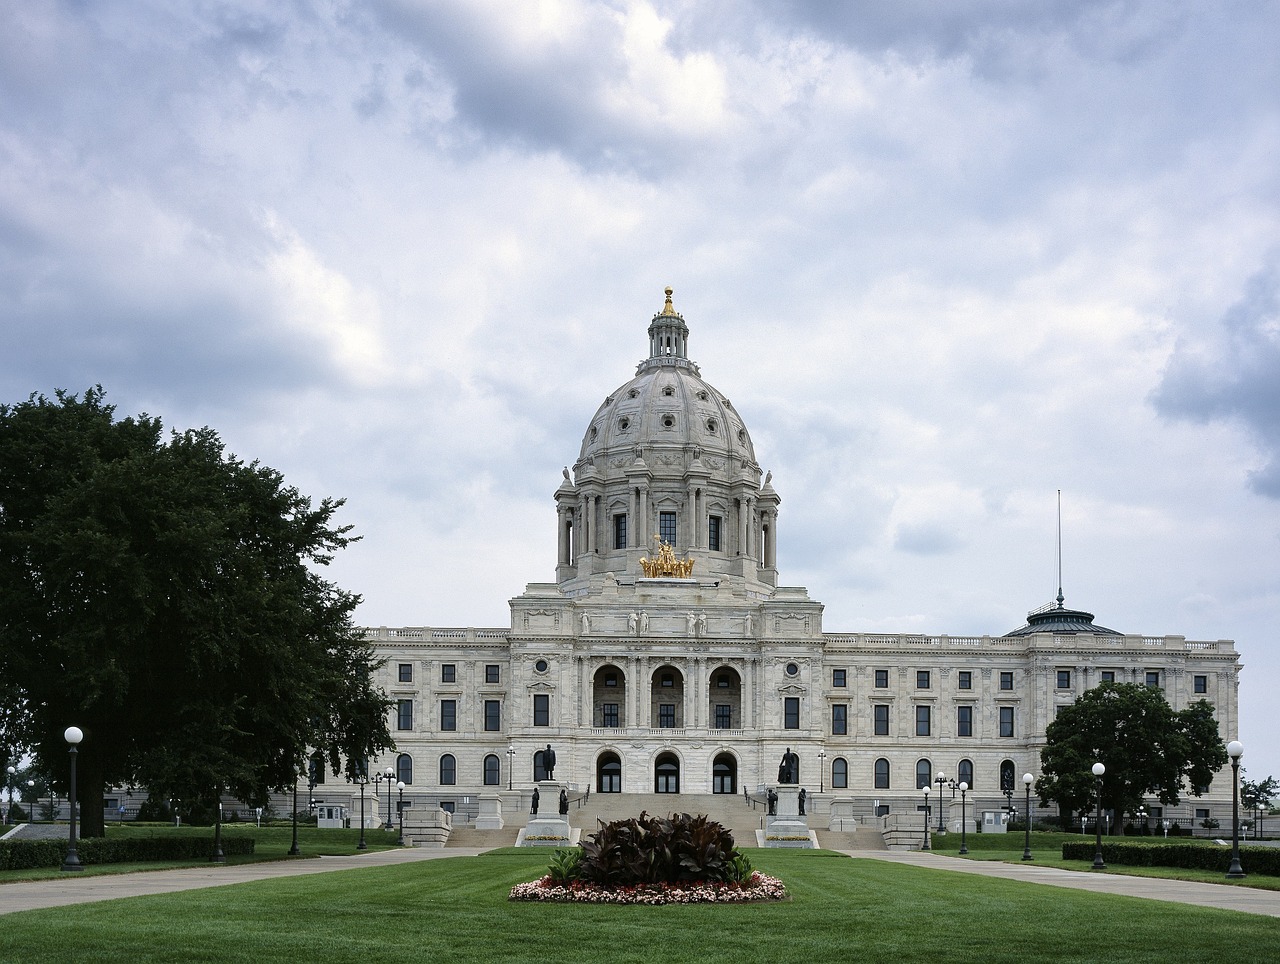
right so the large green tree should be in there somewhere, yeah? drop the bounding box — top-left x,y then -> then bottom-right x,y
1036,680 -> 1228,832
0,388 -> 392,836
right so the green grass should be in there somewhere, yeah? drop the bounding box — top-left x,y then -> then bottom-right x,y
2,848 -> 1278,963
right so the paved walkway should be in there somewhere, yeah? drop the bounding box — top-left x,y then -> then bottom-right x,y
849,850 -> 1280,918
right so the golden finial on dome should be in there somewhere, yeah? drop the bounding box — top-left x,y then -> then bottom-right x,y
662,286 -> 675,315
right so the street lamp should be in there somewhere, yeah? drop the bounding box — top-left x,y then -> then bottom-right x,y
357,763 -> 368,851
211,796 -> 226,863
818,749 -> 826,793
1091,762 -> 1106,871
1226,740 -> 1246,880
1022,772 -> 1035,861
384,767 -> 395,828
958,782 -> 969,854
934,772 -> 947,832
61,726 -> 84,873
288,768 -> 301,857
27,780 -> 35,822
396,781 -> 406,846
5,765 -> 14,825
507,745 -> 515,791
921,786 -> 931,851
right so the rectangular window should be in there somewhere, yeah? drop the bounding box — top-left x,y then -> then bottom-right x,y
875,669 -> 889,688
1146,671 -> 1161,688
441,664 -> 456,684
999,706 -> 1015,738
614,513 -> 627,549
1194,674 -> 1208,694
715,704 -> 732,729
916,670 -> 930,689
957,705 -> 973,737
1000,671 -> 1014,690
396,699 -> 413,730
533,694 -> 549,727
708,515 -> 721,551
958,671 -> 972,690
485,664 -> 500,684
659,703 -> 676,728
1195,808 -> 1210,821
397,663 -> 413,683
832,669 -> 847,688
484,699 -> 501,732
832,704 -> 848,735
601,703 -> 619,727
784,697 -> 800,729
1057,670 -> 1072,689
440,700 -> 456,732
659,511 -> 677,545
874,704 -> 889,735
1101,670 -> 1116,683
915,705 -> 931,736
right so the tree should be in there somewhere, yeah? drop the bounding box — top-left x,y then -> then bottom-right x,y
1036,681 -> 1228,833
1241,774 -> 1279,839
0,388 -> 392,836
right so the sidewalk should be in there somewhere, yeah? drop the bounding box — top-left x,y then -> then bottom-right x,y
849,850 -> 1280,918
0,846 -> 487,916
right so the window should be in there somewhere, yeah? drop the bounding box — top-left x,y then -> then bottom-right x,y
958,758 -> 974,788
832,669 -> 847,688
533,694 -> 549,726
661,673 -> 674,687
1101,670 -> 1116,683
832,757 -> 848,789
999,706 -> 1014,738
784,697 -> 800,729
438,754 -> 455,786
785,662 -> 799,677
916,670 -> 931,689
958,671 -> 972,690
874,704 -> 889,736
398,663 -> 413,683
916,705 -> 931,736
441,664 -> 456,684
659,511 -> 677,544
601,703 -> 619,727
484,699 -> 501,731
1194,675 -> 1208,694
605,672 -> 619,687
1000,760 -> 1015,792
483,754 -> 500,786
308,752 -> 325,786
614,514 -> 627,549
832,704 -> 848,735
1146,671 -> 1161,688
715,704 -> 732,729
396,699 -> 413,730
1195,808 -> 1210,822
658,704 -> 676,728
440,700 -> 456,732
1057,670 -> 1072,689
874,758 -> 890,789
397,753 -> 413,784
716,674 -> 730,687
957,705 -> 973,737
598,754 -> 622,793
535,659 -> 549,673
916,759 -> 932,789
875,669 -> 889,688
708,515 -> 721,551
485,664 -> 500,684
1000,671 -> 1014,690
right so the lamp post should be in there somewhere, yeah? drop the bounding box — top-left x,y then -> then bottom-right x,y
1091,762 -> 1106,870
934,772 -> 947,832
818,749 -> 826,793
1022,772 -> 1035,860
357,763 -> 368,851
211,796 -> 226,863
396,781 -> 406,846
384,767 -> 395,827
1136,806 -> 1147,836
61,726 -> 84,873
5,765 -> 14,825
288,772 -> 301,857
507,744 -> 515,791
1226,740 -> 1246,880
27,780 -> 35,822
958,782 -> 969,855
922,785 -> 931,851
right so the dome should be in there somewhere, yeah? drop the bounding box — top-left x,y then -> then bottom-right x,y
1004,596 -> 1122,637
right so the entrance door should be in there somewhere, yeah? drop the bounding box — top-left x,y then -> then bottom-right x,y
712,753 -> 736,794
655,754 -> 680,793
597,754 -> 621,793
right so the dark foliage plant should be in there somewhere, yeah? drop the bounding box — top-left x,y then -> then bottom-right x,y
576,811 -> 741,886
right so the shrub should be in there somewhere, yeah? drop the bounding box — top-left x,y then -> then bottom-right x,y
577,812 -> 740,887
547,848 -> 582,884
0,836 -> 255,870
1061,841 -> 1280,876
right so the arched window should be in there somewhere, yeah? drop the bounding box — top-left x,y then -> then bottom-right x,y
832,757 -> 848,789
1000,760 -> 1015,794
874,758 -> 890,789
534,749 -> 551,782
712,753 -> 736,794
916,759 -> 932,789
396,753 -> 413,785
483,754 -> 500,786
438,754 -> 455,786
655,752 -> 680,793
308,752 -> 326,786
597,752 -> 622,793
958,759 -> 974,789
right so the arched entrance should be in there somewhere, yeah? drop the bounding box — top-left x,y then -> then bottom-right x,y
655,752 -> 680,793
592,664 -> 626,728
712,752 -> 736,794
650,665 -> 685,728
597,752 -> 622,793
707,665 -> 742,729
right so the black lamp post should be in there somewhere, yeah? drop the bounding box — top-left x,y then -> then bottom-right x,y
1090,762 -> 1106,870
1022,772 -> 1035,860
288,773 -> 301,857
5,765 -> 14,825
396,781 -> 406,846
61,726 -> 84,873
507,745 -> 515,791
384,767 -> 395,827
357,763 -> 368,851
922,786 -> 931,851
211,796 -> 226,863
1226,740 -> 1246,880
934,772 -> 947,832
958,782 -> 969,855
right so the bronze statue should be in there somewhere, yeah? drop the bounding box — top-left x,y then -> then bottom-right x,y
777,747 -> 799,784
767,788 -> 777,816
543,744 -> 557,780
530,787 -> 539,816
559,789 -> 568,815
799,788 -> 807,816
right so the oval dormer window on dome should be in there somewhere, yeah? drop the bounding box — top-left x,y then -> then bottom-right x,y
662,415 -> 675,429
662,386 -> 675,396
696,390 -> 708,401
629,389 -> 640,398
707,418 -> 717,434
619,417 -> 631,431
737,429 -> 746,444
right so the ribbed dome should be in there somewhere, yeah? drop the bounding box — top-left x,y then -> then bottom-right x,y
1005,599 -> 1122,637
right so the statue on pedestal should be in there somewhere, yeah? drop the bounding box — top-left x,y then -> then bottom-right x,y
799,788 -> 807,816
530,788 -> 539,816
767,788 -> 777,816
559,789 -> 569,815
543,744 -> 557,780
777,747 -> 799,785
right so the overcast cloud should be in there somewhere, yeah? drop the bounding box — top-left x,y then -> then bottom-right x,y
3,0 -> 1278,775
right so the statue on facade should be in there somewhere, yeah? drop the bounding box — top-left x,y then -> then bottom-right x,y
580,612 -> 590,634
530,787 -> 540,816
687,611 -> 698,636
628,612 -> 639,635
559,789 -> 569,815
696,611 -> 707,636
799,788 -> 807,816
543,744 -> 557,780
638,611 -> 649,634
767,788 -> 777,816
777,747 -> 799,785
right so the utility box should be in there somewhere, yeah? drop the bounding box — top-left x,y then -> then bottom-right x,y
317,805 -> 348,829
980,810 -> 1009,833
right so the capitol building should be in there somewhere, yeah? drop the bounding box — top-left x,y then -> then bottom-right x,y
357,290 -> 1242,834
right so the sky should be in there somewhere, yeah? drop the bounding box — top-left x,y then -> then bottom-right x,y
3,1 -> 1278,776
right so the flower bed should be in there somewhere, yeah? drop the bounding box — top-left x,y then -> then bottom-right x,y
509,871 -> 788,904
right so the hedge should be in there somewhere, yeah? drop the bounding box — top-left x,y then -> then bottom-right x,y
0,836 -> 254,871
1062,841 -> 1280,876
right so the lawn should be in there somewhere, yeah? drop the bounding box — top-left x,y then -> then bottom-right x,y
2,848 -> 1278,963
